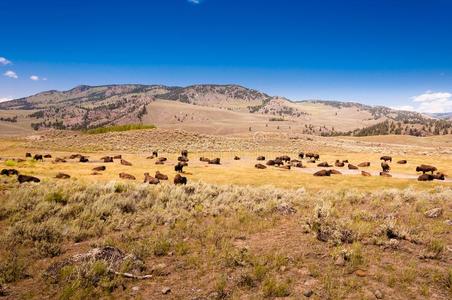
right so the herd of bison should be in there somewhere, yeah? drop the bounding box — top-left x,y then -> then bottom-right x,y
0,150 -> 447,185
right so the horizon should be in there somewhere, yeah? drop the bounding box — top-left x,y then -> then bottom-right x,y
1,0 -> 452,113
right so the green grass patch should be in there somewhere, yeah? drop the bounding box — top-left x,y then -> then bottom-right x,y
4,160 -> 17,167
85,124 -> 155,134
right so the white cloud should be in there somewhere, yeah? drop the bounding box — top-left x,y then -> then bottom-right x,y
188,0 -> 200,4
395,91 -> 452,114
3,70 -> 18,79
30,75 -> 40,81
0,57 -> 12,65
0,97 -> 12,103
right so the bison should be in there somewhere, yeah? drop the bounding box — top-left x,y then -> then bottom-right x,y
208,158 -> 221,165
298,152 -> 305,159
55,172 -> 71,179
313,170 -> 331,176
34,154 -> 43,161
44,154 -> 52,158
155,160 -> 164,165
279,165 -> 291,170
329,169 -> 342,175
144,173 -> 160,184
234,156 -> 240,160
155,171 -> 168,180
335,160 -> 345,167
101,156 -> 113,163
306,153 -> 320,161
119,172 -> 136,180
255,163 -> 267,169
175,163 -> 185,173
416,165 -> 437,174
53,157 -> 67,163
25,152 -> 32,158
380,156 -> 392,162
113,155 -> 122,160
381,162 -> 391,172
348,164 -> 359,170
397,160 -> 407,164
200,157 -> 210,162
418,174 -> 434,181
318,162 -> 332,167
361,171 -> 371,177
18,174 -> 40,183
1,169 -> 19,176
266,160 -> 276,166
277,155 -> 291,162
178,156 -> 189,162
121,159 -> 132,166
380,172 -> 392,177
174,174 -> 187,185
181,150 -> 188,157
274,159 -> 284,166
69,154 -> 83,159
257,156 -> 266,161
158,157 -> 167,162
294,162 -> 304,168
358,162 -> 370,167
92,166 -> 106,172
152,151 -> 158,157
79,156 -> 89,163
433,173 -> 445,180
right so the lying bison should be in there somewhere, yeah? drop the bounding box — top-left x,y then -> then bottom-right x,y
348,164 -> 359,170
234,156 -> 240,160
53,157 -> 67,163
155,171 -> 168,180
101,156 -> 113,163
18,174 -> 40,183
200,157 -> 210,162
113,155 -> 122,160
361,171 -> 371,177
174,174 -> 187,185
69,154 -> 83,159
329,169 -> 342,175
255,163 -> 267,169
318,162 -> 332,167
44,154 -> 52,158
358,162 -> 370,167
335,160 -> 345,167
119,172 -> 135,180
208,158 -> 221,165
257,156 -> 266,161
121,159 -> 132,166
55,173 -> 71,179
397,160 -> 407,164
1,169 -> 19,176
92,166 -> 106,172
380,156 -> 392,162
144,173 -> 160,184
381,162 -> 391,172
313,170 -> 331,176
416,164 -> 437,174
266,160 -> 275,166
380,172 -> 392,177
418,174 -> 435,181
80,156 -> 89,163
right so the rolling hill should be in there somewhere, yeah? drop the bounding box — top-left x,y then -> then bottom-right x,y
0,84 -> 450,136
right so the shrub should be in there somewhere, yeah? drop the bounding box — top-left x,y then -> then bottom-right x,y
85,124 -> 155,134
262,277 -> 290,297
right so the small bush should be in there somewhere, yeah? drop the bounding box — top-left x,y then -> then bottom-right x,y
4,160 -> 16,167
45,191 -> 67,205
262,277 -> 290,297
153,238 -> 171,256
0,254 -> 27,284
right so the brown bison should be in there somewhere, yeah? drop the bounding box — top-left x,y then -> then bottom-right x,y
358,162 -> 370,167
257,156 -> 266,161
155,160 -> 164,165
92,166 -> 106,172
144,173 -> 160,184
101,156 -> 113,163
53,157 -> 67,163
174,174 -> 187,185
397,160 -> 407,164
200,157 -> 210,162
361,171 -> 371,177
298,152 -> 305,159
79,156 -> 89,163
44,154 -> 52,158
119,172 -> 136,180
318,162 -> 332,167
55,172 -> 71,179
121,159 -> 132,166
155,171 -> 168,180
418,174 -> 434,181
380,156 -> 392,162
279,165 -> 291,170
334,160 -> 345,167
380,172 -> 392,177
381,162 -> 391,172
25,152 -> 32,158
181,150 -> 188,157
255,163 -> 267,169
158,157 -> 167,162
266,160 -> 276,166
175,162 -> 185,173
113,155 -> 122,159
234,156 -> 240,160
277,155 -> 291,162
329,169 -> 342,175
294,162 -> 304,168
152,151 -> 158,157
433,173 -> 445,180
69,154 -> 83,159
1,169 -> 19,176
348,164 -> 359,170
306,153 -> 320,161
208,158 -> 221,165
34,154 -> 43,161
18,174 -> 40,183
416,165 -> 437,174
274,159 -> 284,166
313,170 -> 331,176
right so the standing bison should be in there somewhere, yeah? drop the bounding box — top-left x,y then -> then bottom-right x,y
381,162 -> 391,172
416,165 -> 437,174
380,156 -> 392,162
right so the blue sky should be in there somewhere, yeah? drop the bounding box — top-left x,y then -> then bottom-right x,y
1,0 -> 452,112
